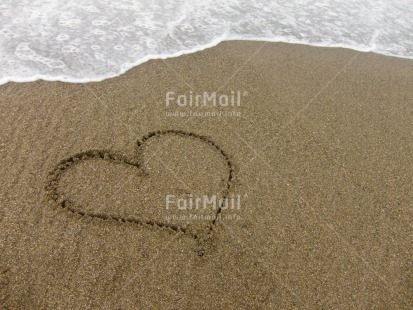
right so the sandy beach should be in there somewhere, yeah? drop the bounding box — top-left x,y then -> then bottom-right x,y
0,41 -> 412,308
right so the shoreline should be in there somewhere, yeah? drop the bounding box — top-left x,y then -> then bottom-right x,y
0,41 -> 412,308
1,38 -> 412,86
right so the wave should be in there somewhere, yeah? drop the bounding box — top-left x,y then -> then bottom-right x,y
1,0 -> 412,85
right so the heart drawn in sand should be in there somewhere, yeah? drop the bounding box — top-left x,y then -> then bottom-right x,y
46,130 -> 234,242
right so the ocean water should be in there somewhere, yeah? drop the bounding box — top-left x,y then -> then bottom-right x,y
0,0 -> 412,85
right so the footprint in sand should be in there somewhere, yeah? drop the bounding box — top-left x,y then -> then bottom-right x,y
46,130 -> 234,243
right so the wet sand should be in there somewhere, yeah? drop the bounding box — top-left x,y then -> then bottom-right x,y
0,41 -> 412,308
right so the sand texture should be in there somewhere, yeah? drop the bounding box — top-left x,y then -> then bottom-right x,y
0,41 -> 412,309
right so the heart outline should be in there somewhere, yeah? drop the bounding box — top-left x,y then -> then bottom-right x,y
46,130 -> 234,242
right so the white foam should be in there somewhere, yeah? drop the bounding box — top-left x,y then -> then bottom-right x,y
0,0 -> 412,85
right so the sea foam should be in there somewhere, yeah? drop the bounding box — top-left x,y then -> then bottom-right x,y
0,0 -> 412,85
